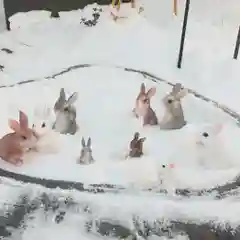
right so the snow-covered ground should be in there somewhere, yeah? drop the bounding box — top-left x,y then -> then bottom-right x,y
0,0 -> 240,239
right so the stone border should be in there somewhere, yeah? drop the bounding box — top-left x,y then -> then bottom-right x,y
0,63 -> 239,197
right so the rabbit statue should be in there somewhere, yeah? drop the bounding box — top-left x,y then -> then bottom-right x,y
32,105 -> 61,154
0,111 -> 38,165
53,88 -> 78,135
78,137 -> 94,164
128,132 -> 146,158
133,83 -> 158,126
159,83 -> 188,130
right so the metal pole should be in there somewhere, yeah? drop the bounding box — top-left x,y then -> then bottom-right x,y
233,26 -> 240,60
177,0 -> 190,69
3,0 -> 10,30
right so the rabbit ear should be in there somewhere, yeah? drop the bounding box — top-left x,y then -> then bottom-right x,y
146,87 -> 156,98
176,88 -> 188,100
171,83 -> 182,95
34,106 -> 41,117
19,111 -> 29,129
8,119 -> 21,133
212,124 -> 223,135
139,137 -> 146,142
66,92 -> 78,106
54,88 -> 66,110
87,137 -> 91,147
140,83 -> 146,94
81,137 -> 86,147
43,106 -> 51,118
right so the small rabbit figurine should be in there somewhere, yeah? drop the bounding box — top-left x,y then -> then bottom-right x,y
78,137 -> 94,164
133,83 -> 158,126
128,132 -> 146,158
53,88 -> 78,135
159,83 -> 188,130
0,111 -> 38,165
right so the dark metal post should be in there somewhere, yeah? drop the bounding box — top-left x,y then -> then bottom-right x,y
177,0 -> 190,69
3,0 -> 10,30
233,26 -> 240,60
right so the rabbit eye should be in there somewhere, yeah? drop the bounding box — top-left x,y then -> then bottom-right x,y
143,98 -> 149,103
32,124 -> 35,128
167,99 -> 173,104
202,132 -> 209,138
63,107 -> 68,112
22,136 -> 27,140
162,165 -> 166,168
41,123 -> 46,128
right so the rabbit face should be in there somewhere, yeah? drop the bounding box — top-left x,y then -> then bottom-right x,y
163,94 -> 180,110
158,163 -> 175,177
80,147 -> 93,163
162,83 -> 188,111
32,119 -> 51,137
54,106 -> 76,133
195,124 -> 223,148
32,106 -> 53,137
9,111 -> 38,149
18,129 -> 38,150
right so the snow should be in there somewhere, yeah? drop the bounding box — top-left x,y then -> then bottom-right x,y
1,0 -> 240,114
0,65 -> 239,190
0,0 -> 240,237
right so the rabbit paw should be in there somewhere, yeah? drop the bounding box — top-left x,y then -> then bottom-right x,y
14,159 -> 23,166
132,108 -> 139,118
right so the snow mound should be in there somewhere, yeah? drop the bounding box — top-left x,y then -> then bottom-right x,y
0,66 -> 239,192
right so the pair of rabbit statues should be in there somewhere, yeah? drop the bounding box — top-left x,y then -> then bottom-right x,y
0,88 -> 94,166
0,82 -> 188,166
128,82 -> 188,158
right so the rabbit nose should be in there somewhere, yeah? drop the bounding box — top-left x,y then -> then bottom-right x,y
196,141 -> 204,146
169,163 -> 175,168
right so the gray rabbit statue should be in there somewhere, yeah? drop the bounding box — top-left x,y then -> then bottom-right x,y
159,83 -> 188,130
78,137 -> 94,164
53,88 -> 78,135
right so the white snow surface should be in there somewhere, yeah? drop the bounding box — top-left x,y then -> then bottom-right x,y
0,0 -> 240,237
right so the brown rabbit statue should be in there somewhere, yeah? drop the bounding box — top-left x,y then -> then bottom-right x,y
128,132 -> 146,158
133,83 -> 158,126
0,111 -> 38,165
